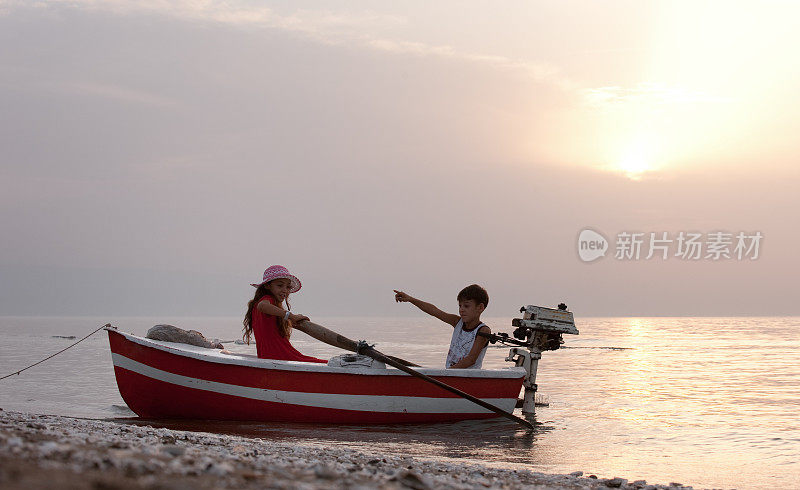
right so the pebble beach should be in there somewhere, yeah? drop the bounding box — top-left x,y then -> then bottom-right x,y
0,409 -> 696,490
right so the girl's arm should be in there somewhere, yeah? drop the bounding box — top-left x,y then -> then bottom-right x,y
449,326 -> 491,368
256,299 -> 309,323
393,290 -> 460,326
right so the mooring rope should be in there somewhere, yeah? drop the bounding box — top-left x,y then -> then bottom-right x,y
0,323 -> 110,381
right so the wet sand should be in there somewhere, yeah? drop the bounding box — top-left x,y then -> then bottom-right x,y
0,409 -> 695,489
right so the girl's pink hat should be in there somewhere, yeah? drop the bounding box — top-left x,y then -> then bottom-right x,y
250,265 -> 302,293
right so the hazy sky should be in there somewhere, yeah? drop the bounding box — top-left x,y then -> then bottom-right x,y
1,1 -> 798,318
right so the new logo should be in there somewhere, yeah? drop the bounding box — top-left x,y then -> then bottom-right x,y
578,229 -> 609,262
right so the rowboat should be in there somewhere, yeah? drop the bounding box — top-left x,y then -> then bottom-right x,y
106,328 -> 526,424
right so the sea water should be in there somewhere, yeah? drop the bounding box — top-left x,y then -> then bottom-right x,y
0,316 -> 798,489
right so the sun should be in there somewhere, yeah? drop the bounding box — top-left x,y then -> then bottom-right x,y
614,135 -> 659,180
618,153 -> 650,178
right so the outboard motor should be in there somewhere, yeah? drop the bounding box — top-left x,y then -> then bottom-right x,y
491,303 -> 579,415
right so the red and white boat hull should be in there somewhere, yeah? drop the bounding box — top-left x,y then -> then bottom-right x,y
107,329 -> 526,424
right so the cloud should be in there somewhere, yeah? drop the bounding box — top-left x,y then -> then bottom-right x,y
7,1 -> 404,37
0,1 -> 796,318
583,83 -> 732,108
42,80 -> 177,107
3,0 -> 572,91
363,38 -> 570,90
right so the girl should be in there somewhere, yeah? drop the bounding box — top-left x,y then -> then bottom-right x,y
243,265 -> 327,363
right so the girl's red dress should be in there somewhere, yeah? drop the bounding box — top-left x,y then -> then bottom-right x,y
251,295 -> 327,363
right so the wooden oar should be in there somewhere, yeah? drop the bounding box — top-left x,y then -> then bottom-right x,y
294,321 -> 419,367
295,320 -> 534,430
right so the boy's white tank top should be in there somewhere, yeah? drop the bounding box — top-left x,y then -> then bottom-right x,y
445,319 -> 487,369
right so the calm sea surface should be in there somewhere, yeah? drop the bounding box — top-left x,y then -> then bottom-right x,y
1,316 -> 798,489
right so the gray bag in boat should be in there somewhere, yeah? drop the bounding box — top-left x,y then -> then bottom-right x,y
145,324 -> 223,349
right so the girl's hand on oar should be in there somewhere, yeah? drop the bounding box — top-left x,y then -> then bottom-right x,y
289,313 -> 310,323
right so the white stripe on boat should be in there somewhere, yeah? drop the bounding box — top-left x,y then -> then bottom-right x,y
111,329 -> 525,378
111,353 -> 516,414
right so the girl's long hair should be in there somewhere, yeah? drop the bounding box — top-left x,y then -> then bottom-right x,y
242,282 -> 292,344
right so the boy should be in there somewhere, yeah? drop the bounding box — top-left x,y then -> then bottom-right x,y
393,284 -> 491,369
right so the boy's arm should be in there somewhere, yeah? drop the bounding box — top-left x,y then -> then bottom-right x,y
449,325 -> 491,368
393,290 -> 460,326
